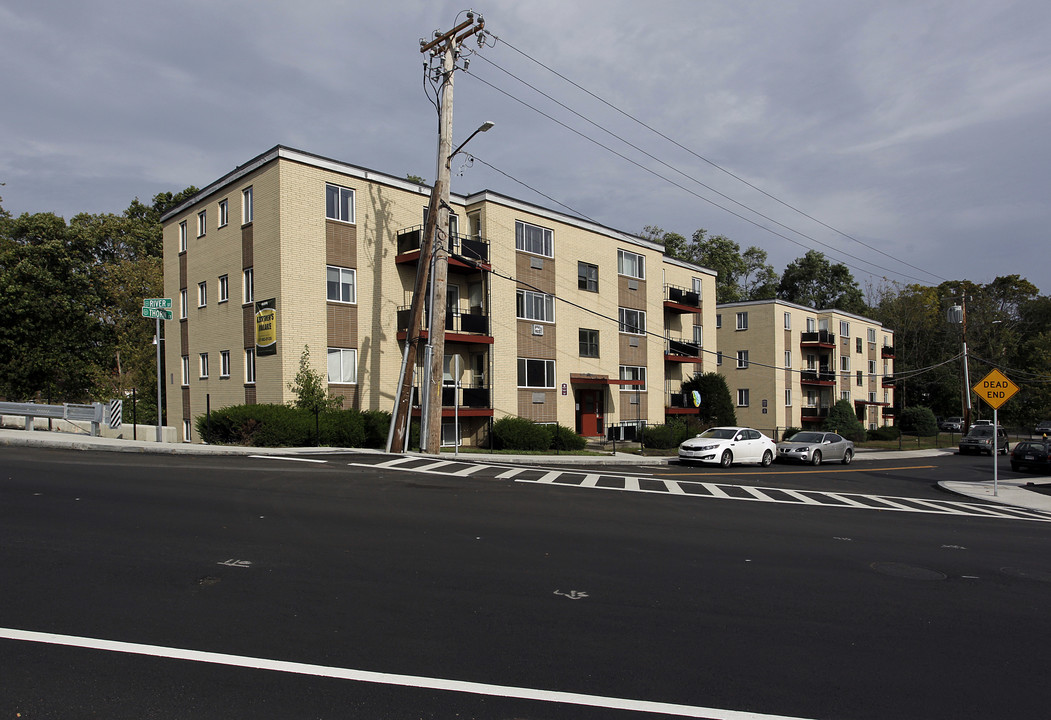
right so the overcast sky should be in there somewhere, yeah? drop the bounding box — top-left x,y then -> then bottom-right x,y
2,0 -> 1049,296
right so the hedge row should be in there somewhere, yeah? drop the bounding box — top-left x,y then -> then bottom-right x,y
490,416 -> 587,452
196,404 -> 391,448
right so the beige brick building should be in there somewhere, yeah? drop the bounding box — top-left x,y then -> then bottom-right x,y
714,300 -> 895,435
162,146 -> 717,444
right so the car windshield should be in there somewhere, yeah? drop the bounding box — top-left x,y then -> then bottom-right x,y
786,432 -> 824,443
699,428 -> 737,440
967,427 -> 994,437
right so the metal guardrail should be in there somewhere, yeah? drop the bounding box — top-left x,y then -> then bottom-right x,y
0,401 -> 105,436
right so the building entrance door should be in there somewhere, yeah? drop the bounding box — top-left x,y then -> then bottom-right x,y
576,390 -> 604,437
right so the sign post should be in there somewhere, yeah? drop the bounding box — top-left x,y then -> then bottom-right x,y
144,298 -> 172,443
972,369 -> 1020,496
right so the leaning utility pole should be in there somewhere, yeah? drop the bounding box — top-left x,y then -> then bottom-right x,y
420,11 -> 485,454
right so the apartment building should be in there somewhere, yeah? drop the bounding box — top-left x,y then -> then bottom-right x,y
161,146 -> 717,444
715,299 -> 895,433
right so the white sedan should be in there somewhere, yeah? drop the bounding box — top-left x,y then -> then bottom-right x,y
678,426 -> 777,468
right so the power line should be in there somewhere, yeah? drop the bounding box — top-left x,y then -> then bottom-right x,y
485,31 -> 950,285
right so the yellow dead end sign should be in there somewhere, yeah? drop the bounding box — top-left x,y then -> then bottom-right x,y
972,368 -> 1019,410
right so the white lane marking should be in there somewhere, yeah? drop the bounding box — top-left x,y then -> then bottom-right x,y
581,474 -> 602,487
781,490 -> 821,505
664,480 -> 687,495
536,471 -> 564,484
249,455 -> 328,464
494,467 -> 527,479
0,627 -> 814,720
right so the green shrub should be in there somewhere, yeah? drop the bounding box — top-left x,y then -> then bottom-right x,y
644,420 -> 692,449
197,404 -> 369,447
491,416 -> 553,451
867,425 -> 901,441
319,409 -> 366,448
823,399 -> 866,442
550,424 -> 587,451
781,427 -> 801,441
898,407 -> 938,437
360,409 -> 392,448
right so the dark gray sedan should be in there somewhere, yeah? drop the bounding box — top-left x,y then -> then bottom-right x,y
777,431 -> 854,465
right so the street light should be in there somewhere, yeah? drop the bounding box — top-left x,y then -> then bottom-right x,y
449,121 -> 495,160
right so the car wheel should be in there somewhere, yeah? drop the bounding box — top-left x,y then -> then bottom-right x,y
1011,462 -> 1020,472
810,450 -> 822,466
761,450 -> 773,467
841,449 -> 853,465
720,450 -> 733,468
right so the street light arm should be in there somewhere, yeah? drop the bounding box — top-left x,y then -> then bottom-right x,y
448,121 -> 494,161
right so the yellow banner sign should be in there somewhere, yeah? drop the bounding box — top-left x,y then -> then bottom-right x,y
255,299 -> 277,356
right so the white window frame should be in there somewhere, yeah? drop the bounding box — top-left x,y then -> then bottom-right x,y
618,365 -> 647,391
517,357 -> 556,389
441,422 -> 462,448
514,220 -> 553,258
868,360 -> 877,374
785,350 -> 792,369
618,307 -> 646,335
737,350 -> 749,369
220,350 -> 231,378
218,199 -> 229,228
242,186 -> 253,224
516,289 -> 555,323
617,249 -> 645,280
327,348 -> 358,384
716,351 -> 723,366
785,389 -> 792,406
197,281 -> 207,308
806,317 -> 816,333
180,355 -> 189,386
737,388 -> 750,407
243,267 -> 254,304
841,356 -> 851,372
182,420 -> 191,443
197,210 -> 206,237
327,266 -> 357,304
784,312 -> 791,330
326,183 -> 355,223
716,314 -> 722,329
178,221 -> 187,252
736,312 -> 748,330
218,274 -> 229,303
840,321 -> 850,337
693,325 -> 703,346
180,289 -> 188,319
692,277 -> 703,294
868,328 -> 877,343
199,352 -> 209,379
244,348 -> 256,384
841,390 -> 851,401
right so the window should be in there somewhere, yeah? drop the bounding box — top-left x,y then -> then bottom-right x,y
737,350 -> 749,369
244,348 -> 256,384
182,420 -> 191,443
197,281 -> 207,307
180,289 -> 188,319
514,220 -> 553,257
619,365 -> 647,391
197,210 -> 206,237
737,389 -> 750,407
617,249 -> 645,279
840,321 -> 850,337
327,266 -> 357,303
579,329 -> 599,358
736,312 -> 748,330
868,360 -> 877,374
423,206 -> 458,238
785,351 -> 792,368
841,356 -> 850,372
784,312 -> 792,330
716,351 -> 723,366
516,289 -> 555,322
841,390 -> 851,401
327,348 -> 357,384
856,370 -> 864,387
806,317 -> 816,333
179,221 -> 187,252
578,262 -> 598,292
868,328 -> 876,343
180,355 -> 189,386
869,391 -> 877,403
218,199 -> 229,228
326,183 -> 355,222
441,422 -> 462,448
218,275 -> 229,303
242,186 -> 253,224
856,337 -> 863,353
220,350 -> 231,378
785,389 -> 792,406
199,353 -> 209,379
716,314 -> 722,329
693,325 -> 703,346
243,268 -> 254,304
517,358 -> 555,388
692,277 -> 703,294
618,307 -> 646,334
806,354 -> 816,370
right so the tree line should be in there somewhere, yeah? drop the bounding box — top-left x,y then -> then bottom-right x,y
644,225 -> 1051,429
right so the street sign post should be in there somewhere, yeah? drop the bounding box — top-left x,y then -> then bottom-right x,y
972,368 -> 1021,496
143,298 -> 172,443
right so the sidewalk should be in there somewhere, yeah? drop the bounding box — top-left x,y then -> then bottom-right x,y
4,428 -> 1050,512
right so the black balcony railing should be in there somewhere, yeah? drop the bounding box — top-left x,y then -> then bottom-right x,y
801,406 -> 831,418
397,307 -> 490,336
412,385 -> 491,408
800,370 -> 836,384
666,337 -> 701,358
664,284 -> 702,309
881,346 -> 896,358
396,226 -> 490,264
801,330 -> 835,345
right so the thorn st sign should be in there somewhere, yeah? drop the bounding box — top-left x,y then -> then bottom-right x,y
141,307 -> 173,320
972,369 -> 1019,410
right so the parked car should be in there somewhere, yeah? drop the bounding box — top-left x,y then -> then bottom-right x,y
679,427 -> 776,467
973,419 -> 993,426
958,425 -> 1009,455
1011,440 -> 1051,472
1034,420 -> 1051,436
777,431 -> 854,465
939,417 -> 963,432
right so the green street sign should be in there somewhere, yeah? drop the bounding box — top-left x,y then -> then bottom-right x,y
142,307 -> 173,320
143,298 -> 173,309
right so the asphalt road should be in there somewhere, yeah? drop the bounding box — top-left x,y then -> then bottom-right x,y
2,447 -> 1050,719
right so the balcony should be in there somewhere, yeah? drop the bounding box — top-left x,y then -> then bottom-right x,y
881,346 -> 896,359
800,330 -> 836,348
396,226 -> 490,271
800,369 -> 836,386
882,407 -> 896,417
664,336 -> 702,362
800,405 -> 831,422
397,307 -> 494,344
665,390 -> 698,415
882,377 -> 895,388
411,384 -> 494,417
663,284 -> 702,313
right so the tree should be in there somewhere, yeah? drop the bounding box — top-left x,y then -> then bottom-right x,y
288,346 -> 343,412
778,250 -> 866,313
680,372 -> 737,426
898,407 -> 939,436
405,174 -> 426,185
824,399 -> 865,440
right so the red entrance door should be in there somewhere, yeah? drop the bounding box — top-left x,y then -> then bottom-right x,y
576,390 -> 604,436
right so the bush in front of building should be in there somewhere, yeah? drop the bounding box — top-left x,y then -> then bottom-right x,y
360,409 -> 393,448
491,416 -> 554,452
197,404 -> 369,447
680,373 -> 737,427
897,407 -> 939,437
550,423 -> 587,451
867,425 -> 901,441
643,420 -> 693,449
823,399 -> 866,442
